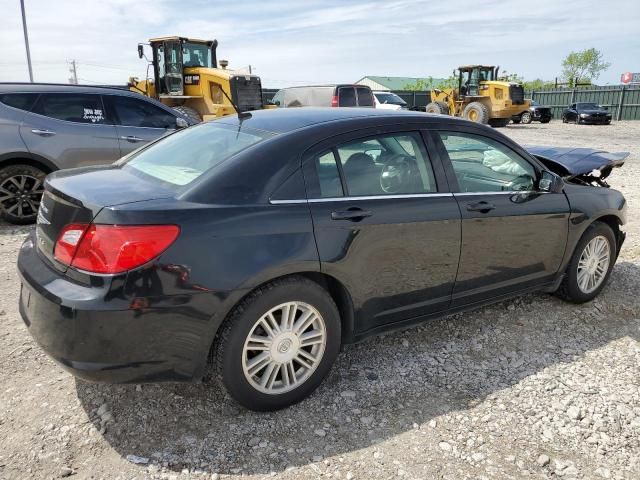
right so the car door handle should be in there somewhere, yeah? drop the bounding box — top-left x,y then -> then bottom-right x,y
466,201 -> 495,213
31,129 -> 56,137
331,208 -> 373,221
120,135 -> 144,142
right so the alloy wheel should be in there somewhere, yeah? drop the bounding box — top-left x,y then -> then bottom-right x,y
242,301 -> 327,394
577,235 -> 610,294
0,174 -> 44,219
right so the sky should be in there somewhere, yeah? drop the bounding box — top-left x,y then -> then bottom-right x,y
1,0 -> 638,88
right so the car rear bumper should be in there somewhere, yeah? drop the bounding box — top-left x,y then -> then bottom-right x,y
17,232 -> 214,384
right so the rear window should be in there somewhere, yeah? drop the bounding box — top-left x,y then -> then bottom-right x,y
338,87 -> 356,107
0,93 -> 39,111
121,122 -> 273,187
356,87 -> 374,107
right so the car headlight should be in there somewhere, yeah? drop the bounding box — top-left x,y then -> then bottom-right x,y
580,113 -> 588,118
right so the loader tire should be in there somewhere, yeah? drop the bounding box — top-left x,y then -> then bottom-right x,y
425,101 -> 449,115
173,105 -> 202,124
462,102 -> 490,124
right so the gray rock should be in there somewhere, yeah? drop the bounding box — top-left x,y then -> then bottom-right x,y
126,454 -> 150,465
537,454 -> 550,466
247,437 -> 261,447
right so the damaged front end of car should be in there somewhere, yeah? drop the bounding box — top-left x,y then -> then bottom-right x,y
525,146 -> 629,188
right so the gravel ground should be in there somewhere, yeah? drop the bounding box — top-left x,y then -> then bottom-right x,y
1,121 -> 639,480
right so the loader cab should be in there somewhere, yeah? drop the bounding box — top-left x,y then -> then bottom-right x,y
458,65 -> 497,97
146,37 -> 218,98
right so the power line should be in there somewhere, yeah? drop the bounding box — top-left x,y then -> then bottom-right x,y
68,60 -> 78,84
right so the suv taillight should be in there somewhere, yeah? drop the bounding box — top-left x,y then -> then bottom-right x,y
331,95 -> 339,107
54,223 -> 180,274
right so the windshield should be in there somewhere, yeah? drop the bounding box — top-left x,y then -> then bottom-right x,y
374,92 -> 407,105
182,42 -> 213,68
578,103 -> 601,110
530,100 -> 539,106
120,123 -> 273,187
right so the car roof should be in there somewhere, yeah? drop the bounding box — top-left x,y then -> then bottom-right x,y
276,84 -> 367,91
0,83 -> 136,96
214,107 -> 463,133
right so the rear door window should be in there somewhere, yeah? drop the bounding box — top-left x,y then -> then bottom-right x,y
0,93 -> 39,111
356,87 -> 374,107
106,95 -> 176,129
32,94 -> 107,124
338,87 -> 356,107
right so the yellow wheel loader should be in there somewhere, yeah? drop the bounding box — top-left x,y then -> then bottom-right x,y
424,65 -> 530,127
129,36 -> 270,122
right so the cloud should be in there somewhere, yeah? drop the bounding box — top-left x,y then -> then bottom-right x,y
0,0 -> 638,87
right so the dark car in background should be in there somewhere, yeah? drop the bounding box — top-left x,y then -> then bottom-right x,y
513,100 -> 552,124
562,102 -> 612,125
18,108 -> 627,411
0,83 -> 194,224
270,84 -> 374,108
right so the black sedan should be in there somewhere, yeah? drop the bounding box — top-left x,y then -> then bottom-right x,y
562,102 -> 612,124
18,108 -> 627,411
513,100 -> 552,124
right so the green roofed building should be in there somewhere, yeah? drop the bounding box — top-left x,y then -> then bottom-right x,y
355,76 -> 447,91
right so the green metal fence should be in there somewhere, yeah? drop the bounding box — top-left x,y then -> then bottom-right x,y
262,85 -> 640,120
528,86 -> 640,120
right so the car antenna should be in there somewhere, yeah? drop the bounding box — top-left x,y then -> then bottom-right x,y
220,85 -> 252,121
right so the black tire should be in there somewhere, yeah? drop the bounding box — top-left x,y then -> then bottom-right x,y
562,115 -> 568,123
214,276 -> 341,411
512,116 -> 522,124
424,101 -> 449,115
488,118 -> 511,128
0,164 -> 47,225
520,111 -> 532,124
462,102 -> 490,124
555,222 -> 617,303
173,105 -> 202,124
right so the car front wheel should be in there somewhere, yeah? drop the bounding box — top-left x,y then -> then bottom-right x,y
556,222 -> 616,303
520,111 -> 532,124
213,276 -> 341,411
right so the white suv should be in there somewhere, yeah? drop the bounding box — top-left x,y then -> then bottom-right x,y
373,91 -> 408,110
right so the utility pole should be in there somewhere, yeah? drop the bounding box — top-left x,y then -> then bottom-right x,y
20,0 -> 34,82
68,60 -> 78,84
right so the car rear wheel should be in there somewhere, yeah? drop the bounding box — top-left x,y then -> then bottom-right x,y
0,164 -> 47,225
556,222 -> 616,303
213,276 -> 341,411
520,111 -> 532,124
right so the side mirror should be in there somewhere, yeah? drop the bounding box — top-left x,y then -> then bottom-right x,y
176,117 -> 189,129
137,44 -> 144,59
538,171 -> 561,193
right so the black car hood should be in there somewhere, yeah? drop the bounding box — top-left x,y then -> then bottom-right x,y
525,146 -> 629,179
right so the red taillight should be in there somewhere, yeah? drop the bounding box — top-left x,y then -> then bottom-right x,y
54,223 -> 180,274
331,95 -> 339,107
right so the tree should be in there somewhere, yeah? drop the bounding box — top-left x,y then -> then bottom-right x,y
402,75 -> 458,91
403,77 -> 434,91
561,48 -> 611,86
